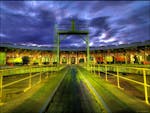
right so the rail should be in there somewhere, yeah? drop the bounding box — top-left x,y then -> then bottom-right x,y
0,65 -> 66,105
82,64 -> 150,105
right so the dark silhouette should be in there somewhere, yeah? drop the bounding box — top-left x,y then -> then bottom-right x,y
22,56 -> 30,65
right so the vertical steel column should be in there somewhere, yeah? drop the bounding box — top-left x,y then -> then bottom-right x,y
0,71 -> 3,104
105,65 -> 108,81
143,69 -> 149,104
93,64 -> 96,74
29,66 -> 32,88
99,64 -> 101,76
50,66 -> 52,75
46,67 -> 49,79
76,49 -> 78,65
86,35 -> 90,68
125,52 -> 127,64
39,67 -> 42,83
57,33 -> 60,64
91,64 -> 93,73
72,20 -> 75,31
117,66 -> 120,88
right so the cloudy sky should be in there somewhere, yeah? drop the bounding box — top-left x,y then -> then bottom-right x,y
0,1 -> 150,47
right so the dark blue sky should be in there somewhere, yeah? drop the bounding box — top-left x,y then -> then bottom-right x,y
0,1 -> 150,47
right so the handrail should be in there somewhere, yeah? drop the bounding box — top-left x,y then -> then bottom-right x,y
84,64 -> 150,104
93,64 -> 150,70
0,65 -> 65,76
0,65 -> 67,104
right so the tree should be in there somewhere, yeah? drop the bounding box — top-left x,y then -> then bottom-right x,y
22,56 -> 30,65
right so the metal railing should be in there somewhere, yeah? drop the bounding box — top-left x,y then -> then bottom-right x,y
83,64 -> 150,104
0,65 -> 66,104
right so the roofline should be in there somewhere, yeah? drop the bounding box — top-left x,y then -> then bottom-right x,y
0,40 -> 150,51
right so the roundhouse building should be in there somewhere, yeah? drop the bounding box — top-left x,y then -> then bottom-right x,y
0,41 -> 150,66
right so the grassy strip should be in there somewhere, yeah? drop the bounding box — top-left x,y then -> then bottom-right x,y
0,67 -> 68,113
76,66 -> 104,113
78,68 -> 108,113
78,66 -> 150,113
39,67 -> 69,113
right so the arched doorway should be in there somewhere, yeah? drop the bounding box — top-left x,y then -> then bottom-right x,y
71,57 -> 76,64
62,57 -> 67,64
79,58 -> 84,63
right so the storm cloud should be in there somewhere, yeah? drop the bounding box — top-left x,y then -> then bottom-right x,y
0,1 -> 150,47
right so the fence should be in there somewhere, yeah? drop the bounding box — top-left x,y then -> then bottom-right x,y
0,65 -> 66,104
84,64 -> 150,104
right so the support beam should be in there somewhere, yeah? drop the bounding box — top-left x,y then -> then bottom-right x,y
57,33 -> 60,64
86,35 -> 90,67
71,20 -> 75,31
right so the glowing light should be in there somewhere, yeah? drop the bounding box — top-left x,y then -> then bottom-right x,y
99,33 -> 107,39
118,41 -> 125,45
106,37 -> 116,42
89,42 -> 94,46
98,32 -> 107,42
28,12 -> 37,17
70,43 -> 80,47
100,37 -> 116,43
0,33 -> 6,37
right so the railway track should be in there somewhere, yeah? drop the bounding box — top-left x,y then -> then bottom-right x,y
40,66 -> 104,113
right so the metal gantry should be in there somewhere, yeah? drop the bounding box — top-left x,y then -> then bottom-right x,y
55,20 -> 90,66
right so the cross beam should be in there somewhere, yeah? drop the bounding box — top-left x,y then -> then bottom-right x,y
58,31 -> 88,35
